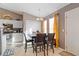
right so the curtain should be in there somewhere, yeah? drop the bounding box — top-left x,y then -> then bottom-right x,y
53,14 -> 59,48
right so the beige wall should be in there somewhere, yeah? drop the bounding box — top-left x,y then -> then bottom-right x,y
0,8 -> 23,20
23,12 -> 36,20
45,3 -> 79,49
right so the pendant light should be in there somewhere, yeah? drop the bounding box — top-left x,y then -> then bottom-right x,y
36,8 -> 40,20
36,8 -> 43,21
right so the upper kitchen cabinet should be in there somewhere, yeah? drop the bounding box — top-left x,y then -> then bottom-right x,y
0,19 -> 23,28
12,20 -> 23,28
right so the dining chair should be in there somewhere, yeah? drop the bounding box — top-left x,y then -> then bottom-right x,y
47,33 -> 55,55
33,33 -> 46,56
23,33 -> 34,53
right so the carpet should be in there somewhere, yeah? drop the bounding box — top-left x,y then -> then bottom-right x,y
59,51 -> 75,56
3,48 -> 14,56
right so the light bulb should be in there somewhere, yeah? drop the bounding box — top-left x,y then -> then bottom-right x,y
36,18 -> 40,20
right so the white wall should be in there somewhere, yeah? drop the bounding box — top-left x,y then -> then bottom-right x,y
23,13 -> 36,20
23,13 -> 41,42
25,20 -> 41,34
23,13 -> 37,33
23,19 -> 41,42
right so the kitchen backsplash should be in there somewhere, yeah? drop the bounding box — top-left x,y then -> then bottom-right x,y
3,28 -> 23,34
2,23 -> 23,34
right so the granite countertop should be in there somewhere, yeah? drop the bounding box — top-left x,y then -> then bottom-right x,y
3,32 -> 23,34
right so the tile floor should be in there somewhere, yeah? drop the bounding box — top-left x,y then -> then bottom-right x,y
13,44 -> 64,56
4,43 -> 65,56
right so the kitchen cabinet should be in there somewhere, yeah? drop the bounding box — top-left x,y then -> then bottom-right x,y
12,33 -> 23,44
0,19 -> 23,28
13,21 -> 23,28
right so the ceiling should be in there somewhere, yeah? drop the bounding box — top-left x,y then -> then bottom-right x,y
0,3 -> 69,17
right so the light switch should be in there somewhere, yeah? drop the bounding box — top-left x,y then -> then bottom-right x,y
62,29 -> 64,32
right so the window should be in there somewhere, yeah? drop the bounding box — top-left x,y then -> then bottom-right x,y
49,17 -> 54,33
43,20 -> 47,33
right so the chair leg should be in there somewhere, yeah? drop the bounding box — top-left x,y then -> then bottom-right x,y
47,43 -> 48,56
51,42 -> 54,53
40,46 -> 41,52
35,46 -> 37,56
44,44 -> 45,56
42,45 -> 43,51
32,41 -> 34,53
25,49 -> 26,53
33,45 -> 34,53
52,46 -> 54,53
32,41 -> 33,47
25,43 -> 27,53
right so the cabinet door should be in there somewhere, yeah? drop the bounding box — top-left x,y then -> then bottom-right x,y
13,33 -> 23,43
0,19 -> 22,28
13,21 -> 22,28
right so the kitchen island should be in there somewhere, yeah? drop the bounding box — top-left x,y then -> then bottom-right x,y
1,32 -> 24,55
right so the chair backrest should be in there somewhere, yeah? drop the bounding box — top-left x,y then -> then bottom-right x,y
35,33 -> 46,43
23,33 -> 27,42
48,33 -> 55,42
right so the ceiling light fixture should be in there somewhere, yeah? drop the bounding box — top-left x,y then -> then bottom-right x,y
36,8 -> 43,21
36,8 -> 40,21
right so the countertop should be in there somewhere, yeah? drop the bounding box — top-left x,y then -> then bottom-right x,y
3,32 -> 23,34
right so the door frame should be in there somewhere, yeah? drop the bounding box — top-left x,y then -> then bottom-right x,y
65,7 -> 79,55
65,11 -> 72,52
65,12 -> 67,51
